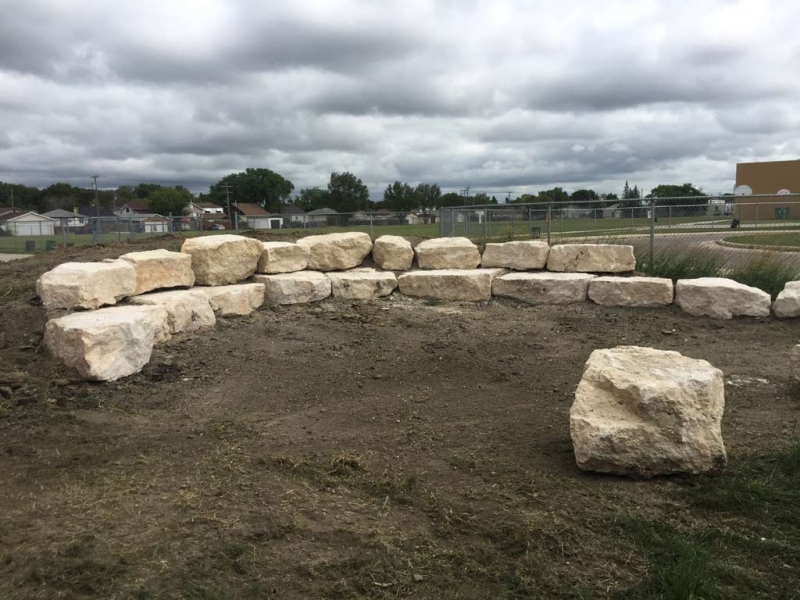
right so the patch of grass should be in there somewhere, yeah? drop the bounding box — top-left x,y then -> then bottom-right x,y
726,253 -> 800,299
636,247 -> 725,281
724,232 -> 800,248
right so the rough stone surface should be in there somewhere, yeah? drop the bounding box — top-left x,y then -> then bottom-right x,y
414,237 -> 481,270
492,272 -> 595,304
257,242 -> 309,274
675,277 -> 771,319
327,269 -> 398,300
773,281 -> 800,318
792,345 -> 800,382
481,241 -> 550,270
372,235 -> 414,271
547,244 -> 635,273
181,235 -> 263,286
570,346 -> 727,477
254,271 -> 332,305
398,269 -> 505,301
44,305 -> 171,381
37,261 -> 136,310
119,249 -> 195,295
128,289 -> 216,333
296,232 -> 372,271
588,276 -> 674,307
200,283 -> 265,316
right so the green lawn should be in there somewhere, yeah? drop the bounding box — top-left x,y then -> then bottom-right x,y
724,232 -> 800,248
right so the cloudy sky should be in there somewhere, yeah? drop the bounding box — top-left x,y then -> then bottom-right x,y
1,0 -> 798,199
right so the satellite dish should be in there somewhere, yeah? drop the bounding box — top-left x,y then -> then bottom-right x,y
777,189 -> 791,195
734,185 -> 753,196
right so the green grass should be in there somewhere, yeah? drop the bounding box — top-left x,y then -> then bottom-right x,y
727,253 -> 800,299
724,233 -> 800,248
636,247 -> 725,281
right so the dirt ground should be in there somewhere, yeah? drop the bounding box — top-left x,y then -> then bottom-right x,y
0,235 -> 799,599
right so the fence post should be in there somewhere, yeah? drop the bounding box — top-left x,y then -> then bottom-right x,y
649,198 -> 656,267
451,209 -> 455,237
484,209 -> 488,238
117,217 -> 121,242
370,214 -> 374,238
669,206 -> 672,230
546,204 -> 552,245
755,203 -> 759,229
62,219 -> 68,247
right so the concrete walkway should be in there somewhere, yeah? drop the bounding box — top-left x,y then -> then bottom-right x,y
0,254 -> 30,262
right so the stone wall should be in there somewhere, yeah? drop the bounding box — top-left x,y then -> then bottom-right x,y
36,233 -> 794,381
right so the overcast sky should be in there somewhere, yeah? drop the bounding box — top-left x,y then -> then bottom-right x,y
1,0 -> 798,199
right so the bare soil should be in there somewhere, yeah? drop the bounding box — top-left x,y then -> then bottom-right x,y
0,235 -> 799,599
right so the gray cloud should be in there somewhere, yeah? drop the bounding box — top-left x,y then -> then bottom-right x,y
1,0 -> 799,199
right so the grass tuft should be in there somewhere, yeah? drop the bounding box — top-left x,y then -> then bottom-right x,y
726,253 -> 800,299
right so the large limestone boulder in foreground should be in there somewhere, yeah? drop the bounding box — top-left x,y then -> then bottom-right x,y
675,278 -> 771,319
44,305 -> 171,381
773,281 -> 800,318
414,237 -> 481,270
257,242 -> 309,274
37,261 -> 136,310
119,249 -> 195,295
589,276 -> 674,307
254,271 -> 332,305
570,346 -> 726,477
547,244 -> 635,273
327,269 -> 398,300
199,283 -> 265,316
492,272 -> 595,304
398,269 -> 505,302
481,241 -> 550,270
296,232 -> 372,271
129,289 -> 216,333
792,345 -> 800,382
181,235 -> 263,286
372,235 -> 414,271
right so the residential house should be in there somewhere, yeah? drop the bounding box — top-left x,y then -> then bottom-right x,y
233,203 -> 283,230
280,204 -> 307,227
115,199 -> 150,216
734,159 -> 800,220
0,209 -> 56,236
306,207 -> 339,226
188,202 -> 225,218
43,208 -> 86,229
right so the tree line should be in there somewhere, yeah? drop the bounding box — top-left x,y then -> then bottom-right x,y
1,168 -> 710,218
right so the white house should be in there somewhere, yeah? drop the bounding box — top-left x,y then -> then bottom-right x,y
0,210 -> 56,236
43,208 -> 86,229
188,202 -> 225,218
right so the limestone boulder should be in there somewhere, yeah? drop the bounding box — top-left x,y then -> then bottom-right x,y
398,269 -> 505,302
675,278 -> 771,319
254,271 -> 332,305
37,261 -> 136,310
327,269 -> 398,300
414,237 -> 481,270
181,235 -> 263,286
296,233 -> 372,271
773,281 -> 800,318
128,289 -> 216,333
570,346 -> 726,477
372,235 -> 414,271
200,283 -> 265,316
547,244 -> 635,273
492,272 -> 595,304
481,241 -> 550,270
119,249 -> 195,295
44,305 -> 171,381
257,242 -> 309,274
588,276 -> 674,307
792,345 -> 800,382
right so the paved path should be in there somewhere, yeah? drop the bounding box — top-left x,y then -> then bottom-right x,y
0,254 -> 30,262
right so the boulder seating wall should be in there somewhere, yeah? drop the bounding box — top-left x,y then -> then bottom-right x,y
37,233 -> 791,382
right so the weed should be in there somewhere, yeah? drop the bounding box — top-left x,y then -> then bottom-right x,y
636,247 -> 724,281
726,253 -> 800,299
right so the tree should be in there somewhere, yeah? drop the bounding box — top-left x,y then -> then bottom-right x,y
134,183 -> 163,199
147,187 -> 190,216
383,181 -> 416,222
327,172 -> 369,213
648,183 -> 706,216
295,187 -> 331,211
538,187 -> 569,205
208,168 -> 294,214
415,183 -> 441,223
0,182 -> 41,211
438,192 -> 465,207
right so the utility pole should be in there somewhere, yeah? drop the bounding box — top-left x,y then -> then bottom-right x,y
222,184 -> 235,231
90,175 -> 99,240
461,187 -> 470,206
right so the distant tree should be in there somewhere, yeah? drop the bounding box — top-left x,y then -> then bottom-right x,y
209,168 -> 294,213
439,192 -> 466,207
538,187 -> 570,205
0,182 -> 42,211
415,183 -> 441,223
147,187 -> 190,216
116,185 -> 135,202
295,187 -> 331,211
134,183 -> 163,199
383,181 -> 416,222
327,172 -> 369,213
647,183 -> 705,201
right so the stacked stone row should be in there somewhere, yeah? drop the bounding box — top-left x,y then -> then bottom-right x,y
36,232 -> 798,382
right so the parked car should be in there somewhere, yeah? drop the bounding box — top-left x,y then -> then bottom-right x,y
210,224 -> 226,230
